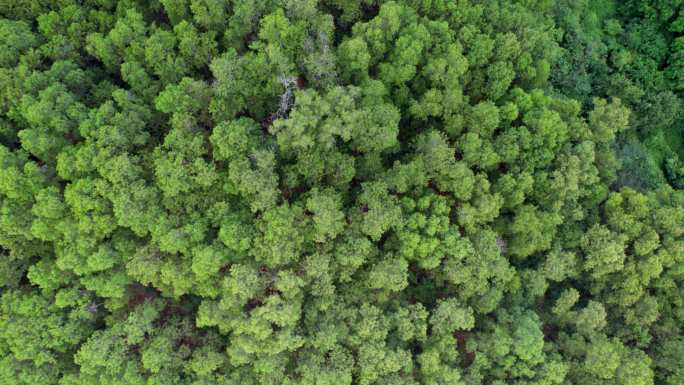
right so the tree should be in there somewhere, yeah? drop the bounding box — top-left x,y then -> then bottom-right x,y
0,1 -> 682,384
581,224 -> 628,278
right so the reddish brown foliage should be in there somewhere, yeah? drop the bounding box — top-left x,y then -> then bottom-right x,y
454,330 -> 476,368
127,283 -> 160,307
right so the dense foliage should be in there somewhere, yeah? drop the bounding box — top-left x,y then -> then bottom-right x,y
1,1 -> 683,384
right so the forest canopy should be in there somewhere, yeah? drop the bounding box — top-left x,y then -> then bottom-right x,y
1,1 -> 684,384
